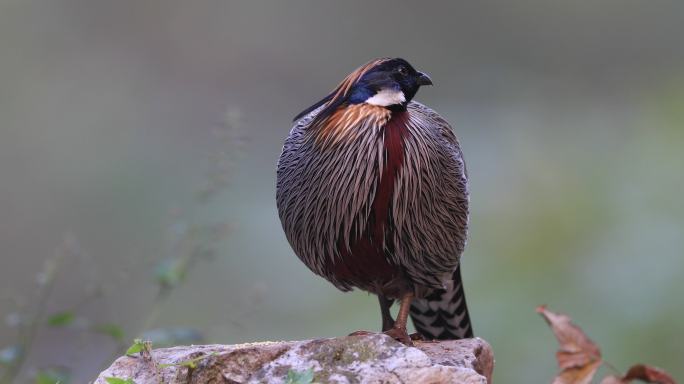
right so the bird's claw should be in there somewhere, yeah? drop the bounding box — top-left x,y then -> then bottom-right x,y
383,327 -> 413,346
348,329 -> 414,346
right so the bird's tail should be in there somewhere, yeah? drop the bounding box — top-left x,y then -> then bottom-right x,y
409,265 -> 474,339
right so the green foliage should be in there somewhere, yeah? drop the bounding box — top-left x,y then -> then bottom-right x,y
34,368 -> 70,384
154,258 -> 186,289
125,339 -> 145,355
104,377 -> 136,384
0,101 -> 238,383
285,368 -> 314,384
94,324 -> 125,342
46,311 -> 75,327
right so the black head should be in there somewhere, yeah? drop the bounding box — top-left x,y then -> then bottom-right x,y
294,58 -> 432,122
347,58 -> 432,108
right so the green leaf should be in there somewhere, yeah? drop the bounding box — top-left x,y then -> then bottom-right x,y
46,311 -> 75,327
35,368 -> 70,384
35,372 -> 58,384
154,259 -> 186,288
104,377 -> 135,384
94,324 -> 125,342
285,368 -> 314,384
125,339 -> 144,355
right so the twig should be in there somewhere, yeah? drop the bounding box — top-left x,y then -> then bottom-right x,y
0,235 -> 73,384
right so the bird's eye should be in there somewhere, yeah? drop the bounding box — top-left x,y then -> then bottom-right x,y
397,66 -> 408,76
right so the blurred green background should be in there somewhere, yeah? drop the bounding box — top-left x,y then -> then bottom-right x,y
1,1 -> 683,383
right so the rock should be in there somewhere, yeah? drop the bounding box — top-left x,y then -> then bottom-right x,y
94,334 -> 494,383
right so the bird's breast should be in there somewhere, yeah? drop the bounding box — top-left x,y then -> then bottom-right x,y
327,110 -> 410,294
370,110 -> 409,243
313,103 -> 391,148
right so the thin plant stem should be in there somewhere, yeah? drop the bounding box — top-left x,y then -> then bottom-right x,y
0,240 -> 69,384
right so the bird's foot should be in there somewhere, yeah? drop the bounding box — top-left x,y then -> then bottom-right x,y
348,329 -> 414,346
383,326 -> 413,346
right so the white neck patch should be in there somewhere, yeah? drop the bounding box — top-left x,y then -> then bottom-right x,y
365,88 -> 406,107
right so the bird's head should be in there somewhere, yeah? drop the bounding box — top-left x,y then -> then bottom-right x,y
294,58 -> 432,121
348,58 -> 432,109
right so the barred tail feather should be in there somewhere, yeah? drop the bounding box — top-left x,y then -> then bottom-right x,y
409,265 -> 473,339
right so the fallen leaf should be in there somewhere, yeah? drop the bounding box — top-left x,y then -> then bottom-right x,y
601,376 -> 623,384
600,364 -> 677,384
537,305 -> 602,384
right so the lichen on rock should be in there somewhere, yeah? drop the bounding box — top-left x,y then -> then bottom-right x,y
95,334 -> 493,384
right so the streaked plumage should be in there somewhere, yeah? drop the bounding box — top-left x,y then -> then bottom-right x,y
276,58 -> 473,343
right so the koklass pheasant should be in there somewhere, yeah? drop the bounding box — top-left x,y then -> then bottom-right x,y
276,58 -> 472,344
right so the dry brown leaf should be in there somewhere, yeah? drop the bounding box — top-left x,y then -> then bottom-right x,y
600,364 -> 677,384
537,305 -> 603,384
599,374 -> 624,384
623,364 -> 677,384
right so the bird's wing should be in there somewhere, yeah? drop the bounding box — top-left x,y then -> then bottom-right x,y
404,101 -> 473,339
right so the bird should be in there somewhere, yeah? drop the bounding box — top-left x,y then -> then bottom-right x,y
276,58 -> 473,345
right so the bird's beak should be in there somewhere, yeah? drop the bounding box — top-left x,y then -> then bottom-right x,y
416,72 -> 433,86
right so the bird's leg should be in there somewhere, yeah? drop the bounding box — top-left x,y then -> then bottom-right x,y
348,295 -> 395,338
383,292 -> 414,346
378,295 -> 395,331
